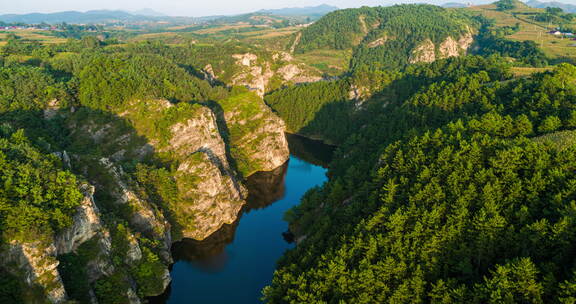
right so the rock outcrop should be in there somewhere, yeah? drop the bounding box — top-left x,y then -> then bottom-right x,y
231,62 -> 274,97
232,53 -> 259,67
37,92 -> 292,301
409,39 -> 437,64
175,152 -> 246,239
290,32 -> 302,54
230,52 -> 322,96
97,158 -> 173,262
1,241 -> 67,303
457,30 -> 474,52
439,30 -> 474,59
152,105 -> 248,240
54,184 -> 102,255
202,64 -> 217,85
439,36 -> 461,58
409,31 -> 475,64
44,99 -> 61,120
217,92 -> 290,177
349,84 -> 372,102
277,64 -> 323,84
0,184 -> 116,304
367,37 -> 387,48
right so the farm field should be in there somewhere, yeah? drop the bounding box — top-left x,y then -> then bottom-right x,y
0,29 -> 68,46
510,66 -> 554,76
467,2 -> 576,63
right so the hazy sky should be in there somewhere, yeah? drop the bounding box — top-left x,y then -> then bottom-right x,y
2,0 -> 497,16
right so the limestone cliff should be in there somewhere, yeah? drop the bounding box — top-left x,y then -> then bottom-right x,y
0,184 -> 139,304
54,184 -> 102,255
96,158 -> 173,262
216,92 -> 290,177
67,96 -> 287,242
17,91 -> 291,302
175,152 -> 246,239
409,39 -> 438,64
1,241 -> 67,303
125,101 -> 249,240
409,31 -> 475,64
217,51 -> 322,96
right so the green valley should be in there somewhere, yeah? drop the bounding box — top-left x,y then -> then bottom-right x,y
1,1 -> 576,303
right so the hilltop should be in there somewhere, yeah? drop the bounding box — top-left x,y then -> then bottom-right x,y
291,4 -> 476,70
257,4 -> 339,17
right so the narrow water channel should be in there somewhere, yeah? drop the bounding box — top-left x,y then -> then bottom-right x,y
152,134 -> 334,304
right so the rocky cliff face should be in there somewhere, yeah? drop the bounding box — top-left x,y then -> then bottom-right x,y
217,92 -> 290,177
409,31 -> 475,64
54,184 -> 102,255
97,158 -> 173,262
151,103 -> 249,240
409,39 -> 439,64
175,152 -> 246,239
224,52 -> 321,96
6,89 -> 290,302
68,97 -> 287,244
1,241 -> 67,303
0,184 -> 134,304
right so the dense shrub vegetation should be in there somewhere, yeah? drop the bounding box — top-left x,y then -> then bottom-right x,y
265,79 -> 351,142
0,128 -> 83,242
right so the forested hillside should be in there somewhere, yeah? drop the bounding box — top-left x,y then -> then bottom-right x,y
264,60 -> 576,303
291,5 -> 476,70
260,4 -> 576,302
0,32 -> 289,303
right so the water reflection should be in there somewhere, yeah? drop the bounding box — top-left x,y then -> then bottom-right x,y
151,134 -> 333,304
171,221 -> 238,272
170,161 -> 288,268
244,162 -> 288,212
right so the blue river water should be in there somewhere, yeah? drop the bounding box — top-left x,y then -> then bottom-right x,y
151,134 -> 333,304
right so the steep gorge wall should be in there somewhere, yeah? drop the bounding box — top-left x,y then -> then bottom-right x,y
3,94 -> 289,303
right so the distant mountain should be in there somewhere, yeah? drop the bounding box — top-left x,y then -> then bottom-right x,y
257,4 -> 339,17
0,10 -> 159,24
204,4 -> 340,25
526,0 -> 576,13
442,2 -> 470,8
131,8 -> 166,17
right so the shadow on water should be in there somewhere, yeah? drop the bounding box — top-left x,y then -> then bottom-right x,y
149,134 -> 333,304
169,162 -> 289,269
285,133 -> 336,168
